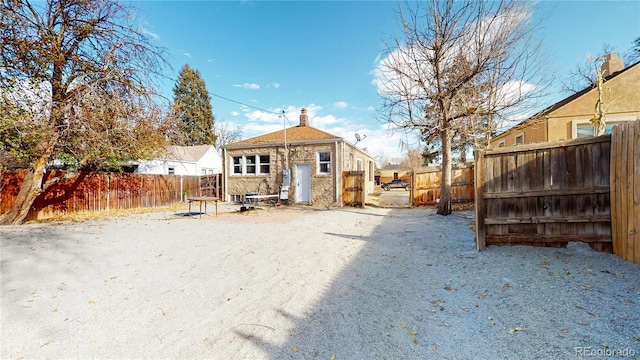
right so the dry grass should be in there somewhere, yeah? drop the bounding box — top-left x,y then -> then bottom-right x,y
452,202 -> 475,211
26,203 -> 185,224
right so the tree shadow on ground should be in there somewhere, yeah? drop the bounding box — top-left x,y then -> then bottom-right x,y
235,208 -> 640,359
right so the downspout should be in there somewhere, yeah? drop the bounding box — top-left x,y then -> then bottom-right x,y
223,148 -> 228,202
335,140 -> 340,205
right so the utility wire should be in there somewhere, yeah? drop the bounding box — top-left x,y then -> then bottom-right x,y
210,92 -> 297,127
210,93 -> 281,115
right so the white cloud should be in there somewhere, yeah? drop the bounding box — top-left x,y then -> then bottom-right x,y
270,82 -> 280,89
232,102 -> 412,164
233,83 -> 260,90
245,109 -> 281,123
140,27 -> 159,41
183,52 -> 192,58
312,114 -> 340,127
243,121 -> 285,135
230,111 -> 239,117
333,101 -> 348,109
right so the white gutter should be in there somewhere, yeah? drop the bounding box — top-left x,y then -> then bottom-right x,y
224,138 -> 344,150
335,140 -> 340,204
223,147 -> 228,202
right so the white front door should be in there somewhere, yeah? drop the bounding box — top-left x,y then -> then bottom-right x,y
295,164 -> 311,203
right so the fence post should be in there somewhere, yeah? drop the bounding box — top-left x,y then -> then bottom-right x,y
106,173 -> 111,211
180,175 -> 184,202
410,171 -> 415,207
475,149 -> 486,250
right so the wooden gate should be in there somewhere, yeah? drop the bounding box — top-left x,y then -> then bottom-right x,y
342,171 -> 364,207
475,136 -> 612,251
610,121 -> 640,264
200,174 -> 223,198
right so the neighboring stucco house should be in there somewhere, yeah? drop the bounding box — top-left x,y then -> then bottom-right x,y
222,108 -> 376,207
490,53 -> 640,147
135,145 -> 222,176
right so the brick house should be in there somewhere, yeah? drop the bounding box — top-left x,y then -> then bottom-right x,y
222,109 -> 376,207
490,53 -> 640,147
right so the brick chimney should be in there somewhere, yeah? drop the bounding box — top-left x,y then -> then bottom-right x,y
601,53 -> 625,77
299,108 -> 308,127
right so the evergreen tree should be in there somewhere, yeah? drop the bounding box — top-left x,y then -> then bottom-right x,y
172,64 -> 216,146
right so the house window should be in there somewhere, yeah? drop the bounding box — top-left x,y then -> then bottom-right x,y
498,140 -> 506,147
232,156 -> 242,174
318,151 -> 332,174
576,123 -> 619,138
259,155 -> 270,174
245,156 -> 256,174
514,133 -> 524,145
231,155 -> 271,175
168,167 -> 175,175
357,158 -> 363,171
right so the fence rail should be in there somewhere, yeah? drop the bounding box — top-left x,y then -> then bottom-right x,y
413,165 -> 474,206
475,135 -> 613,252
0,171 -> 214,221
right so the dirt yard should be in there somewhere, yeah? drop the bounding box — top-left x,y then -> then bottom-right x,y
1,205 -> 639,359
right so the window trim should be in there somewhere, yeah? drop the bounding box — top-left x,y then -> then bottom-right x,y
232,156 -> 243,175
514,132 -> 524,146
259,155 -> 270,174
317,151 -> 332,175
231,154 -> 271,176
497,140 -> 506,147
571,117 -> 634,138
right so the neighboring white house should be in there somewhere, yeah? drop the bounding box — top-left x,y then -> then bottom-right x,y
136,145 -> 222,176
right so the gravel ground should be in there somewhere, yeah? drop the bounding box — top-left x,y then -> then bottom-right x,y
1,205 -> 639,359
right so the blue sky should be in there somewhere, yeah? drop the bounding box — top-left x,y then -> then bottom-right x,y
134,0 -> 640,162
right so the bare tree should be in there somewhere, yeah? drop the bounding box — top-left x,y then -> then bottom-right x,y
0,0 -> 169,224
376,0 -> 546,215
399,148 -> 425,171
627,36 -> 640,64
214,120 -> 243,150
561,44 -> 615,93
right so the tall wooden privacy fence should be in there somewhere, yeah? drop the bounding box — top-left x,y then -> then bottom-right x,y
476,122 -> 640,264
413,165 -> 474,206
476,136 -> 612,252
0,171 -> 214,222
610,121 -> 640,264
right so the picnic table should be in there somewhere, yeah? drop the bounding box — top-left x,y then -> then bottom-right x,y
187,196 -> 218,218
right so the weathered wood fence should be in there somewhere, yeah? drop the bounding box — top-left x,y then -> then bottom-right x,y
0,171 -> 221,221
475,134 -> 617,251
342,171 -> 365,207
610,121 -> 640,264
413,165 -> 475,206
476,121 -> 640,265
200,174 -> 223,198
